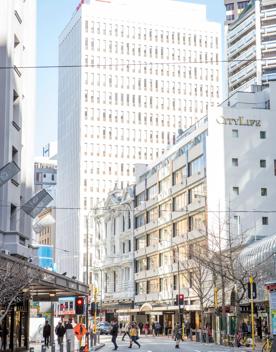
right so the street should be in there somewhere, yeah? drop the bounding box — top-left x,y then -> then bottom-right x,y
99,336 -> 259,352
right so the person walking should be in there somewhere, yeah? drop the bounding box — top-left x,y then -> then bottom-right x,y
43,321 -> 51,348
144,322 -> 149,336
129,323 -> 140,349
122,322 -> 130,341
110,319 -> 119,350
65,318 -> 74,352
174,322 -> 182,349
55,321 -> 66,346
138,322 -> 143,335
155,322 -> 161,336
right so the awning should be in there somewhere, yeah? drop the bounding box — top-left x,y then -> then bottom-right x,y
0,253 -> 88,301
239,233 -> 276,269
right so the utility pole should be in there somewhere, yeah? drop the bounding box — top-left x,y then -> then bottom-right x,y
86,215 -> 89,345
249,275 -> 255,351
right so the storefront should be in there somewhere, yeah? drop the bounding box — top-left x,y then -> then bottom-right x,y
0,253 -> 89,351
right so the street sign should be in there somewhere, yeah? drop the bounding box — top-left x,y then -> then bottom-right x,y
22,189 -> 53,218
74,323 -> 87,341
0,161 -> 20,187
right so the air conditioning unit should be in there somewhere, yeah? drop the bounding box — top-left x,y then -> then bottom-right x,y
1,249 -> 10,255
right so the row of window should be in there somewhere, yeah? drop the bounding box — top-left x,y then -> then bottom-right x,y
85,71 -> 219,89
85,21 -> 219,49
232,157 -> 276,174
232,129 -> 267,139
135,273 -> 194,295
85,38 -> 219,61
85,55 -> 220,75
83,126 -> 175,143
136,161 -> 205,206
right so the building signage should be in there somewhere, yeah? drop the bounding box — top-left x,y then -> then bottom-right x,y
216,116 -> 261,127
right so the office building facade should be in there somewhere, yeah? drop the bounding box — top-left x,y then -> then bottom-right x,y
224,0 -> 251,23
57,0 -> 221,280
226,0 -> 276,94
0,0 -> 36,257
97,82 -> 276,324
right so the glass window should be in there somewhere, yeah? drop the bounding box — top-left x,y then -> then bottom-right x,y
136,191 -> 146,206
148,230 -> 159,246
260,160 -> 266,168
232,158 -> 238,167
135,213 -> 146,228
188,183 -> 205,203
261,188 -> 267,196
233,187 -> 239,195
190,212 -> 205,231
159,201 -> 171,217
174,218 -> 188,237
160,225 -> 172,242
260,131 -> 266,139
173,192 -> 187,211
147,184 -> 158,200
188,155 -> 205,177
159,176 -> 171,193
226,3 -> 234,10
137,281 -> 147,294
173,166 -> 186,185
262,217 -> 268,225
147,207 -> 159,223
148,278 -> 159,293
149,255 -> 159,270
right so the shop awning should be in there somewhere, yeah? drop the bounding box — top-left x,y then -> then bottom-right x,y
0,253 -> 88,301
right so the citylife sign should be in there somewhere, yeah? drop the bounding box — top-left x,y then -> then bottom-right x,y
216,116 -> 261,127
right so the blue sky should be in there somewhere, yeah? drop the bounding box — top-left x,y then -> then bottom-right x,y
35,0 -> 225,155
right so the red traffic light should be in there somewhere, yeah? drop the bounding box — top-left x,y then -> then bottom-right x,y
179,294 -> 184,299
75,297 -> 84,315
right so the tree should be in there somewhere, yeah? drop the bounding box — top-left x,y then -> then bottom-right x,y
0,256 -> 39,323
179,242 -> 214,337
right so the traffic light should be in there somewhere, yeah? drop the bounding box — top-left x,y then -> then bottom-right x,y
176,294 -> 184,306
75,297 -> 84,315
248,281 -> 257,299
90,302 -> 100,316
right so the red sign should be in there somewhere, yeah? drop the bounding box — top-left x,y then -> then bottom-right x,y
74,323 -> 87,341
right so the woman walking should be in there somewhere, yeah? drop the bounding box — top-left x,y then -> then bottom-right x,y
129,323 -> 141,349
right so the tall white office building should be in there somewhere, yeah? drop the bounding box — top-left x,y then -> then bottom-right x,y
226,0 -> 276,94
0,0 -> 36,257
57,0 -> 221,280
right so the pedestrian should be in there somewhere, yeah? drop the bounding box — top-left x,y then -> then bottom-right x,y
65,318 -> 74,352
138,322 -> 143,335
122,322 -> 130,341
55,321 -> 66,346
185,320 -> 191,339
43,320 -> 51,348
151,322 -> 155,336
155,322 -> 161,336
110,319 -> 119,350
129,323 -> 141,349
174,322 -> 182,349
144,322 -> 149,336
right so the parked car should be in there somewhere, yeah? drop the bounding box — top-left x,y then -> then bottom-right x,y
97,322 -> 111,335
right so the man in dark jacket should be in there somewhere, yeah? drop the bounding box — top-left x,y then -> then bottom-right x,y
55,322 -> 66,345
110,319 -> 118,350
43,321 -> 51,347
